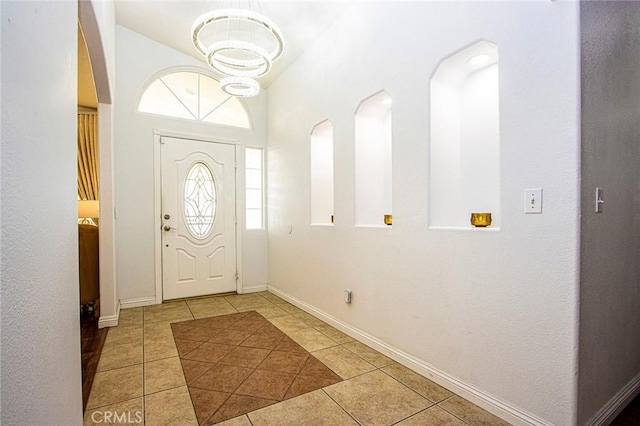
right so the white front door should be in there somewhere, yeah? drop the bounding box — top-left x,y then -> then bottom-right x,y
161,136 -> 236,300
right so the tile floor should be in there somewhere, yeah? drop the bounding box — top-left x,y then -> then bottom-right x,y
173,311 -> 343,424
84,292 -> 510,425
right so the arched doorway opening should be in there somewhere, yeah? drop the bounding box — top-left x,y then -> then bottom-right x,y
78,1 -> 117,329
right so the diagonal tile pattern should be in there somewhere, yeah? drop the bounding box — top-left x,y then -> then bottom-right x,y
171,311 -> 342,424
84,291 -> 513,426
323,370 -> 431,425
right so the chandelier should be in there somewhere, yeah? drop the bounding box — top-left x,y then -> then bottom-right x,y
191,5 -> 285,97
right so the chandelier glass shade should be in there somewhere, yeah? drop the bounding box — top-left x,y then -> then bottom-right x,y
220,76 -> 260,97
206,40 -> 272,78
191,7 -> 285,97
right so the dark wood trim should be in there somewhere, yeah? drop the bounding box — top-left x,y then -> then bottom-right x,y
81,313 -> 108,412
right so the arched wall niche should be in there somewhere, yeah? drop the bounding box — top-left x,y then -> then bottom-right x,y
355,90 -> 393,227
429,40 -> 500,230
310,120 -> 335,226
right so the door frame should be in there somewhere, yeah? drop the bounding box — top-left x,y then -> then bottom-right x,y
153,129 -> 244,304
79,2 -> 119,328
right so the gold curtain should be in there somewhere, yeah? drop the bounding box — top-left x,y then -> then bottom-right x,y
78,113 -> 99,200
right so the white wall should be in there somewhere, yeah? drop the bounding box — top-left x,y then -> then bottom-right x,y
115,26 -> 269,303
578,2 -> 640,424
0,2 -> 82,424
267,2 -> 580,424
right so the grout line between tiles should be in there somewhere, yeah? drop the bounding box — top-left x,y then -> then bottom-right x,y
96,360 -> 144,374
245,413 -> 256,426
201,392 -> 234,426
389,405 -> 436,425
184,299 -> 196,318
436,395 -> 474,426
320,388 -> 363,426
85,396 -> 143,413
143,382 -> 188,398
377,366 -> 441,405
316,363 -> 378,382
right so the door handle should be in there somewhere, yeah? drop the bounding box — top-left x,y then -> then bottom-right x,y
163,225 -> 176,231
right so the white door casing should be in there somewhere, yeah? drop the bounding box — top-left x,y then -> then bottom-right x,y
161,136 -> 236,300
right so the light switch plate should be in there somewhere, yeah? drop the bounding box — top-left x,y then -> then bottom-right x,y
525,188 -> 543,214
595,187 -> 604,213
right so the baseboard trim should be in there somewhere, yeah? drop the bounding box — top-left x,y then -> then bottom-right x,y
268,285 -> 553,426
240,284 -> 268,294
586,373 -> 640,426
98,300 -> 120,328
120,296 -> 158,309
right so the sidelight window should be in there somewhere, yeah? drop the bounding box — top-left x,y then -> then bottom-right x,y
245,148 -> 263,230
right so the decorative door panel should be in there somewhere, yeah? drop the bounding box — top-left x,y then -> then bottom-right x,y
161,137 -> 236,300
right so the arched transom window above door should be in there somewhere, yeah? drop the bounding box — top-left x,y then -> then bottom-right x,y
138,70 -> 251,129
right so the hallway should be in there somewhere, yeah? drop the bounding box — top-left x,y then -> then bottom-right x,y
84,292 -> 509,425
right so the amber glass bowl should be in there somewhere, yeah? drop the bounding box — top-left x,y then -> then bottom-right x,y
470,212 -> 492,227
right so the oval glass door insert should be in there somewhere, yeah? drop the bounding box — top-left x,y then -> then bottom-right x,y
184,162 -> 217,238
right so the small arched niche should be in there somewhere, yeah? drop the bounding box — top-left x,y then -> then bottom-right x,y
310,120 -> 334,226
429,40 -> 500,229
355,90 -> 393,227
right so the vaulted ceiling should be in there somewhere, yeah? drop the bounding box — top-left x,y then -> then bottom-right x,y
114,0 -> 351,88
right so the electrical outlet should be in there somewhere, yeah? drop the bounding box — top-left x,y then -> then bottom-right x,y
344,289 -> 352,304
525,188 -> 543,214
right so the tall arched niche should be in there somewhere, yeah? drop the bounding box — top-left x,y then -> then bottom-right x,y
429,40 -> 500,229
355,90 -> 393,227
310,120 -> 334,226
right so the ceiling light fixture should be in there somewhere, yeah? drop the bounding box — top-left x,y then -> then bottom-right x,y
206,40 -> 272,78
467,54 -> 491,66
220,75 -> 260,97
191,6 -> 285,98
